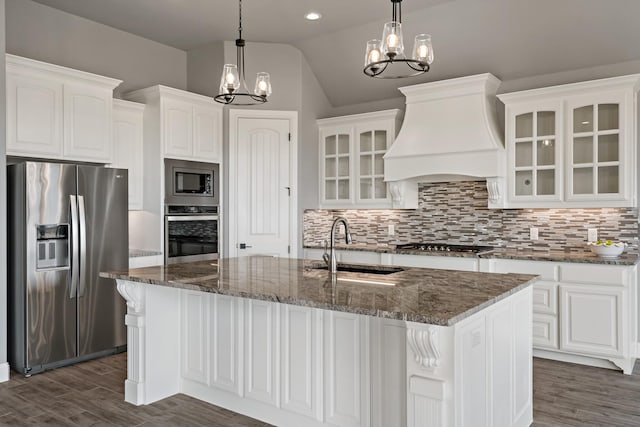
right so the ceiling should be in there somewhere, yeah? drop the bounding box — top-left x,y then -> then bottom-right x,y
30,0 -> 640,107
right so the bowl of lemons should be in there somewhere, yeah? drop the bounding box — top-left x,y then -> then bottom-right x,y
588,240 -> 627,258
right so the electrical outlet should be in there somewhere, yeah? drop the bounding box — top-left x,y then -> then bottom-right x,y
388,224 -> 395,236
588,228 -> 598,242
530,227 -> 539,241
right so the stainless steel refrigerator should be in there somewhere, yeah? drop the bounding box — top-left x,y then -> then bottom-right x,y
7,161 -> 128,376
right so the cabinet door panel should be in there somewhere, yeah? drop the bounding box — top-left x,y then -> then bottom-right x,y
211,295 -> 241,394
64,84 -> 113,162
163,98 -> 193,158
244,299 -> 279,406
281,305 -> 318,418
181,292 -> 209,384
112,103 -> 144,210
193,105 -> 222,162
7,74 -> 63,157
560,285 -> 623,357
324,311 -> 367,427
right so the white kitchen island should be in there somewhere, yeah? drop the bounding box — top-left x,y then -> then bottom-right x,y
103,257 -> 536,427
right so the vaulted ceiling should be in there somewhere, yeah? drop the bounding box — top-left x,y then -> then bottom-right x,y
31,0 -> 640,107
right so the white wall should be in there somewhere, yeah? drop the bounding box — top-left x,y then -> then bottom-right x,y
5,0 -> 187,96
0,0 -> 8,383
187,41 -> 225,97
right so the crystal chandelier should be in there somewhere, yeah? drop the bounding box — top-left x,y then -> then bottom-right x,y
363,0 -> 434,79
215,0 -> 271,105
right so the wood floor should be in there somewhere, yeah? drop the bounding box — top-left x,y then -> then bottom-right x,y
0,354 -> 639,426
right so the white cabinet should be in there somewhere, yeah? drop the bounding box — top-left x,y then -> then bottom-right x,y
498,74 -> 640,208
280,304 -> 321,419
318,110 -> 402,208
125,85 -> 223,163
6,72 -> 63,157
324,311 -> 369,427
559,285 -> 624,357
482,258 -> 637,373
112,99 -> 144,210
392,253 -> 479,271
6,54 -> 121,163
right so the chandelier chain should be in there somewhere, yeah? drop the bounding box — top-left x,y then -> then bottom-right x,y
238,0 -> 243,39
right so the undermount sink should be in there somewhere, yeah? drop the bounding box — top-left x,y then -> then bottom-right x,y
312,264 -> 405,275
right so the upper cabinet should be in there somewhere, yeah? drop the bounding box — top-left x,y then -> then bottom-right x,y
124,85 -> 223,163
498,75 -> 640,208
6,54 -> 122,163
317,110 -> 402,208
111,99 -> 145,210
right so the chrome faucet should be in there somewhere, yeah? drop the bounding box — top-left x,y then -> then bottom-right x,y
328,216 -> 353,274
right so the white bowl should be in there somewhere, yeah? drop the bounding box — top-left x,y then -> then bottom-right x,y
589,242 -> 626,258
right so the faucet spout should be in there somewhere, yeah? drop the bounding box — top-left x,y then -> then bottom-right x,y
328,216 -> 353,274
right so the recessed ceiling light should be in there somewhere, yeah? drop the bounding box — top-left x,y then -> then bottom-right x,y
305,11 -> 322,21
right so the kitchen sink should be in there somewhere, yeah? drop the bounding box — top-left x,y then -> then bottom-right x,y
311,264 -> 405,275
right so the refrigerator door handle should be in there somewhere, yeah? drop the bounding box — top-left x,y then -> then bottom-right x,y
69,195 -> 79,299
78,195 -> 88,298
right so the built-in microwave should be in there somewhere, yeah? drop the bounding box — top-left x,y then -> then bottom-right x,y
164,159 -> 219,206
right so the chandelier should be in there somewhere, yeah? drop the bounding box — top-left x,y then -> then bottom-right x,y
215,0 -> 271,105
363,0 -> 434,79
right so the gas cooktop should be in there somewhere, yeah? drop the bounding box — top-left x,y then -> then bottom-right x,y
395,243 -> 495,254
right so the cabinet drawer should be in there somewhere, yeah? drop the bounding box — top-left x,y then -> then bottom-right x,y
492,259 -> 557,280
532,314 -> 558,349
532,281 -> 558,315
392,254 -> 478,272
339,250 -> 381,265
560,264 -> 629,287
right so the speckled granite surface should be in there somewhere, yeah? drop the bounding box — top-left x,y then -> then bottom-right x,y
481,249 -> 640,265
101,257 -> 537,326
129,249 -> 163,258
304,245 -> 640,265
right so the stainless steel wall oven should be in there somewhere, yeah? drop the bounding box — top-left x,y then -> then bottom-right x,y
165,205 -> 219,264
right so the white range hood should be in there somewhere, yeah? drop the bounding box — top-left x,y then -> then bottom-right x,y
384,73 -> 505,208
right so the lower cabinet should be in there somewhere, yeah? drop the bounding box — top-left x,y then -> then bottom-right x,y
482,258 -> 637,373
559,285 -> 624,357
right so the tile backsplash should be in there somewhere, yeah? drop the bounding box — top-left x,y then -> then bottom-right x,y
303,181 -> 639,253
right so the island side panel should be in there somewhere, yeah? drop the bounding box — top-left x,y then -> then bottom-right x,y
452,286 -> 533,427
116,280 -> 181,405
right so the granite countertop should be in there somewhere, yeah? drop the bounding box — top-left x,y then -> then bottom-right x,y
481,248 -> 640,265
304,244 -> 640,265
101,257 -> 537,326
129,249 -> 163,258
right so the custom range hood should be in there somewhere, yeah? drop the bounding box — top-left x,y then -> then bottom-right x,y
384,73 -> 505,208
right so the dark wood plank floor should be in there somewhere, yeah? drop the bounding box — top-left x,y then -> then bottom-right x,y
532,357 -> 640,427
1,354 -> 639,426
0,353 -> 270,426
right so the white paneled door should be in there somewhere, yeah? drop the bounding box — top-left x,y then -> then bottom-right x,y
233,114 -> 295,257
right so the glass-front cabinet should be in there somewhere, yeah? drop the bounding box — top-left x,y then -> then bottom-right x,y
507,102 -> 562,204
567,98 -> 625,201
318,110 -> 402,208
499,75 -> 639,208
322,130 -> 352,202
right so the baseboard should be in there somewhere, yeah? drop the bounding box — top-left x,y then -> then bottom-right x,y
533,348 -> 621,371
0,362 -> 10,383
634,342 -> 640,358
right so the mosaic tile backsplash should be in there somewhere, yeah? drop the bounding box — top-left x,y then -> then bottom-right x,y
303,181 -> 639,253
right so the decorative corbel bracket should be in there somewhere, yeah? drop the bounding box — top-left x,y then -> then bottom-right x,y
407,327 -> 441,370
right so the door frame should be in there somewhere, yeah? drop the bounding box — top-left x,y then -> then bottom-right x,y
228,109 -> 298,258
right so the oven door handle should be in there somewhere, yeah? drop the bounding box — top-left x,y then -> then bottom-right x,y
166,215 -> 218,222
